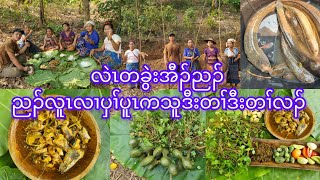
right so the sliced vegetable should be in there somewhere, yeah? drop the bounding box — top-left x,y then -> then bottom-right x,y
307,158 -> 315,165
293,144 -> 305,150
311,156 -> 320,164
311,151 -> 320,157
302,147 -> 312,158
297,157 -> 308,165
307,142 -> 318,150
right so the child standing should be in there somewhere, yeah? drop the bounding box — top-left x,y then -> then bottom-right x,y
124,40 -> 148,89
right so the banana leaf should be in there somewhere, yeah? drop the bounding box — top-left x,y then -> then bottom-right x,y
0,90 -> 33,157
0,166 -> 26,180
26,70 -> 57,87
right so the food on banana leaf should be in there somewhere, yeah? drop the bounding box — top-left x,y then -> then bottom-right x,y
25,110 -> 91,174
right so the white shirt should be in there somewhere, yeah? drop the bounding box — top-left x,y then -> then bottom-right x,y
104,34 -> 121,54
125,49 -> 140,63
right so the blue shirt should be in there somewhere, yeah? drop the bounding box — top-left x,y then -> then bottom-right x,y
80,30 -> 100,50
183,47 -> 200,58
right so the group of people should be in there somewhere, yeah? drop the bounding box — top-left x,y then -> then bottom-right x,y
163,33 -> 240,87
0,20 -> 240,88
0,21 -> 125,78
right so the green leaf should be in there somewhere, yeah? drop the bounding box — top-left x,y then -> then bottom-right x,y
0,152 -> 14,168
58,68 -> 89,88
26,70 -> 57,87
0,166 -> 26,180
299,89 -> 320,140
0,90 -> 33,157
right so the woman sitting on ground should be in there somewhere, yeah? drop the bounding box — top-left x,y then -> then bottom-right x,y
59,22 -> 76,51
40,27 -> 59,51
75,21 -> 99,57
90,21 -> 122,69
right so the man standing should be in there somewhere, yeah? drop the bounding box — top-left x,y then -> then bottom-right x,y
163,33 -> 181,72
0,29 -> 32,77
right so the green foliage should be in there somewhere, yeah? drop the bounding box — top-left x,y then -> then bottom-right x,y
0,166 -> 26,180
222,0 -> 240,10
0,90 -> 33,157
96,1 -> 177,40
206,110 -> 266,178
183,7 -> 197,35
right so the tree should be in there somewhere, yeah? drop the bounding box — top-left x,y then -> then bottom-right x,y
82,0 -> 90,21
39,0 -> 45,26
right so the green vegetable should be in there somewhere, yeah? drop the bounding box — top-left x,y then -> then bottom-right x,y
289,145 -> 294,152
162,148 -> 169,157
285,157 -> 290,162
285,153 -> 290,158
147,160 -> 159,170
140,156 -> 155,166
277,148 -> 282,152
279,151 -> 285,157
293,144 -> 305,150
182,158 -> 193,170
129,139 -> 139,148
172,149 -> 183,159
153,147 -> 163,157
142,145 -> 154,153
275,152 -> 280,157
160,157 -> 171,167
290,157 -> 295,163
297,157 -> 308,165
311,156 -> 320,164
130,149 -> 143,158
275,157 -> 285,163
169,164 -> 178,176
307,158 -> 315,165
